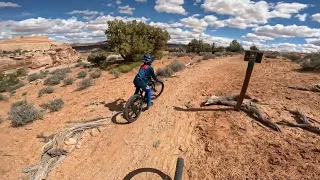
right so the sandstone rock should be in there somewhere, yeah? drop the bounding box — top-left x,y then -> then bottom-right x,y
0,36 -> 79,71
64,138 -> 77,145
90,128 -> 100,137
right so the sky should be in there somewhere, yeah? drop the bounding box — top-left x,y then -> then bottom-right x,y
0,0 -> 320,52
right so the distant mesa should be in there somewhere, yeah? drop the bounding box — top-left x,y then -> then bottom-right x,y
0,36 -> 79,72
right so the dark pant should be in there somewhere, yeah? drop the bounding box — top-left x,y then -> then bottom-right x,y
134,78 -> 152,107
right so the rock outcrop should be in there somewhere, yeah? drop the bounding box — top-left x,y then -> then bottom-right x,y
0,36 -> 79,72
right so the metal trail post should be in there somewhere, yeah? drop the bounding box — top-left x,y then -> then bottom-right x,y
235,52 -> 257,111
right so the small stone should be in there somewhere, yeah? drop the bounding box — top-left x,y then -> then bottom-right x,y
179,145 -> 186,152
76,142 -> 81,149
286,97 -> 292,100
153,140 -> 161,148
90,128 -> 100,137
252,99 -> 259,103
202,93 -> 207,96
205,143 -> 212,152
195,124 -> 204,131
64,138 -> 77,145
25,127 -> 32,130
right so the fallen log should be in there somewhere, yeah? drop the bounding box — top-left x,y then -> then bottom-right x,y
277,109 -> 320,135
23,115 -> 113,180
205,95 -> 281,132
289,84 -> 320,92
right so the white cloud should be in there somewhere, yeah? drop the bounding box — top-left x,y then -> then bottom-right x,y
118,5 -> 135,15
253,24 -> 320,38
269,2 -> 308,19
295,13 -> 307,21
106,3 -> 114,7
240,41 -> 263,50
165,27 -> 232,46
311,13 -> 320,23
83,16 -> 96,21
193,0 -> 202,5
306,38 -> 320,46
0,2 -> 20,8
155,0 -> 187,15
243,33 -> 274,42
201,0 -> 309,29
149,22 -> 183,29
203,15 -> 225,28
67,10 -> 99,16
0,15 -> 150,43
297,43 -> 320,53
241,41 -> 320,53
224,17 -> 258,29
87,15 -> 149,31
116,0 -> 121,5
180,16 -> 208,30
135,0 -> 147,2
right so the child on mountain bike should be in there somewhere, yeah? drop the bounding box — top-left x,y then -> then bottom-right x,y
133,54 -> 161,109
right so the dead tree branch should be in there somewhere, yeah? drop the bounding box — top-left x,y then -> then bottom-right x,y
205,95 -> 281,132
277,109 -> 320,135
23,115 -> 113,180
289,84 -> 320,92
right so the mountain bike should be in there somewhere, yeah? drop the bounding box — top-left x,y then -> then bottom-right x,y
124,80 -> 164,123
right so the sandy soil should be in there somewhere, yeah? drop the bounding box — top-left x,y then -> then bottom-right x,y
0,55 -> 319,180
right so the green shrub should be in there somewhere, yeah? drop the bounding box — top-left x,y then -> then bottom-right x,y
38,87 -> 54,97
90,70 -> 102,79
75,62 -> 87,68
168,60 -> 185,72
50,67 -> 71,75
203,53 -> 216,60
7,81 -> 24,92
265,53 -> 277,58
214,52 -> 224,57
153,50 -> 164,59
44,75 -> 62,86
8,100 -> 44,127
175,52 -> 189,57
87,51 -> 107,65
77,71 -> 87,78
284,53 -> 301,62
10,91 -> 16,97
0,72 -> 20,92
111,62 -> 141,73
0,94 -> 7,101
27,73 -> 40,82
111,70 -> 122,78
16,68 -> 28,77
63,77 -> 75,86
0,116 -> 3,124
40,99 -> 64,112
77,78 -> 93,90
77,58 -> 83,63
156,67 -> 174,77
300,58 -> 320,71
39,70 -> 48,79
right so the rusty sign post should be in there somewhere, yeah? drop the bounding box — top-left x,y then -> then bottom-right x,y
235,50 -> 263,111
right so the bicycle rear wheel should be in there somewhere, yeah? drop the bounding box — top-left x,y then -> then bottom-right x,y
174,157 -> 184,180
124,94 -> 143,123
150,81 -> 164,100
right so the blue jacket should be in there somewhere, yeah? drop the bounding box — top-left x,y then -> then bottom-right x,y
134,64 -> 158,88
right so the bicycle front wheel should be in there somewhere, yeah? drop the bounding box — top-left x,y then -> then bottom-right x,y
124,94 -> 143,123
150,81 -> 164,100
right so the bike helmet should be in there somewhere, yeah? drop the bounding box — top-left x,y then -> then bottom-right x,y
142,54 -> 154,64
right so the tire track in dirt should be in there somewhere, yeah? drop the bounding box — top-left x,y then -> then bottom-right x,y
50,56 -> 243,180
